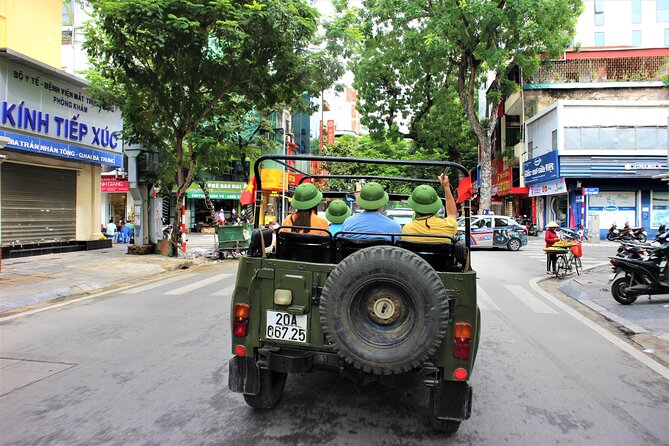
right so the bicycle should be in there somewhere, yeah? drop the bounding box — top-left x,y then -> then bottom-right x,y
544,240 -> 583,279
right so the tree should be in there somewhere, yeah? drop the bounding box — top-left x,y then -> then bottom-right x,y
336,0 -> 582,211
322,135 -> 454,197
84,0 -> 337,247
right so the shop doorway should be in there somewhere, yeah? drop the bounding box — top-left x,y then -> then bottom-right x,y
548,195 -> 568,227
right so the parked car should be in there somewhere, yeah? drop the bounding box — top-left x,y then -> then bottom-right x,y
384,207 -> 415,227
457,215 -> 528,251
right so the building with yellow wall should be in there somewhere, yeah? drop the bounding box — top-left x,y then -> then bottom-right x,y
0,0 -> 61,68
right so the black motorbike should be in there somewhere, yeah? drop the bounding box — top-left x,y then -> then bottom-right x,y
609,244 -> 669,304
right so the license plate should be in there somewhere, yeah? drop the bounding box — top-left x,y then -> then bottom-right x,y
266,310 -> 307,343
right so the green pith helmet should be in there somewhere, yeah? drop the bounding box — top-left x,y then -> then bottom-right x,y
290,183 -> 323,210
356,182 -> 389,210
325,199 -> 352,224
407,185 -> 442,215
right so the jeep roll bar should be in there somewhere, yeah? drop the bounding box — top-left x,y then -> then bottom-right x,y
252,154 -> 472,246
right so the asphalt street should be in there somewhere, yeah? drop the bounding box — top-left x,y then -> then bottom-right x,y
1,237 -> 668,445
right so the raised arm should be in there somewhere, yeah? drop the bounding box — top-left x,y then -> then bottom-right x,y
438,174 -> 457,220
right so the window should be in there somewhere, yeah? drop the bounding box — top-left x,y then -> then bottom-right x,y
595,0 -> 604,25
651,191 -> 669,228
563,126 -> 668,151
659,0 -> 669,22
595,32 -> 605,46
551,130 -> 557,150
495,218 -> 508,227
665,28 -> 669,46
632,30 -> 641,46
632,0 -> 641,24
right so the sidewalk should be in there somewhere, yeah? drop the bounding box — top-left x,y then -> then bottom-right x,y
538,264 -> 669,367
0,233 -> 222,316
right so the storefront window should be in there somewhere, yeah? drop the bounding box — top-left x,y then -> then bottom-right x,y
588,191 -> 636,229
651,191 -> 668,228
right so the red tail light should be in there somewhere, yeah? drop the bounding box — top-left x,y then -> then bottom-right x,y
453,322 -> 472,360
233,303 -> 250,337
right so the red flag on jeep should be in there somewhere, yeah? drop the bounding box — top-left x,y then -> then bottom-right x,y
239,176 -> 257,206
456,176 -> 472,203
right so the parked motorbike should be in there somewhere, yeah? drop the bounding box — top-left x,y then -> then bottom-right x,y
630,225 -> 648,243
609,244 -> 669,304
607,223 -> 634,242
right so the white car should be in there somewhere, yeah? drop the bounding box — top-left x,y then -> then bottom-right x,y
457,214 -> 529,251
385,208 -> 415,227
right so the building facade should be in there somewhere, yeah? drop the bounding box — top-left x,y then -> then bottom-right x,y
524,100 -> 668,238
0,2 -> 125,253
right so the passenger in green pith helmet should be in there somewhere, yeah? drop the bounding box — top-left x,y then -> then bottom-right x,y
325,199 -> 352,235
280,183 -> 329,234
401,174 -> 457,243
340,182 -> 401,240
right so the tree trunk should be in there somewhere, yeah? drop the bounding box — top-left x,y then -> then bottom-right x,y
478,133 -> 493,213
199,181 -> 217,223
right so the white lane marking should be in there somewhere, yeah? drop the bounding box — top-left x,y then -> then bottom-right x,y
476,285 -> 500,312
164,274 -> 232,295
120,275 -> 190,294
529,277 -> 669,380
210,284 -> 236,297
505,284 -> 559,314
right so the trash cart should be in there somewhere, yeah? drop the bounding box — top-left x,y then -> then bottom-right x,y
216,224 -> 252,258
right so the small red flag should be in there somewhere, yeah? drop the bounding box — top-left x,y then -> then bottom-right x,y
456,177 -> 472,204
239,177 -> 257,205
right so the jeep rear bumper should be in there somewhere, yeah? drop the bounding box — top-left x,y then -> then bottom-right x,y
228,347 -> 343,394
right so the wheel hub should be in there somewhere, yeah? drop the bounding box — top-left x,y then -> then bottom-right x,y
367,291 -> 402,325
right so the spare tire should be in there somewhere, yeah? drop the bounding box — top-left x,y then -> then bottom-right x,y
320,246 -> 450,375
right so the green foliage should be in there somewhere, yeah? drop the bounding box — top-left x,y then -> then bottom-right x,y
333,0 -> 582,210
84,0 -> 340,242
322,135 -> 457,196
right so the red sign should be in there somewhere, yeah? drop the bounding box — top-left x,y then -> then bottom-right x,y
101,178 -> 129,193
326,120 -> 335,146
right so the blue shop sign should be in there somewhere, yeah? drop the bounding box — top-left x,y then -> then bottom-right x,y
0,130 -> 123,167
523,151 -> 559,185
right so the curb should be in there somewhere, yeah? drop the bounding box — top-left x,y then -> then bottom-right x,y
538,261 -> 653,336
0,257 -> 211,316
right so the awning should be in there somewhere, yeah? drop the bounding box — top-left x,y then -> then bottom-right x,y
497,187 -> 529,197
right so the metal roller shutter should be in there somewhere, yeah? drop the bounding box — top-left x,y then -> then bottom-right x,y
1,163 -> 76,246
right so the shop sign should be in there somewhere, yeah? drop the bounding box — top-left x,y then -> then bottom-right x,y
288,172 -> 306,186
528,178 -> 567,197
0,129 -> 123,167
101,178 -> 129,193
523,151 -> 559,185
497,168 -> 512,194
261,168 -> 286,191
326,120 -> 335,145
583,187 -> 599,196
0,60 -> 123,155
184,181 -> 245,199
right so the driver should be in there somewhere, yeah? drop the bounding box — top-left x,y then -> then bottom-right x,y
401,174 -> 457,243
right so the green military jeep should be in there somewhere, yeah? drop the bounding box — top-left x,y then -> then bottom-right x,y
228,155 -> 480,433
